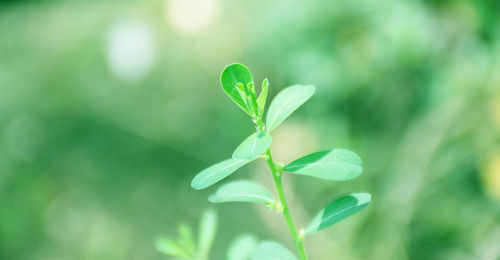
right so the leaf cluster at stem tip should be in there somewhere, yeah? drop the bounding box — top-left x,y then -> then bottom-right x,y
189,63 -> 372,259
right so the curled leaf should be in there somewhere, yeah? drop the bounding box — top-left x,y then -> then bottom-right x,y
257,79 -> 269,117
221,64 -> 254,115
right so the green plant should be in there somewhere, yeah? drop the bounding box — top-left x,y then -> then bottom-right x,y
159,63 -> 371,260
155,209 -> 217,260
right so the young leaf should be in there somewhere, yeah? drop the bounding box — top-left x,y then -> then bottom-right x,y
284,149 -> 362,181
236,82 -> 251,112
248,82 -> 258,101
257,79 -> 269,117
305,193 -> 371,235
221,63 -> 254,115
191,158 -> 254,190
178,224 -> 196,255
155,237 -> 191,258
251,241 -> 298,260
265,85 -> 315,132
209,180 -> 275,204
232,131 -> 272,160
227,234 -> 258,260
198,209 -> 217,260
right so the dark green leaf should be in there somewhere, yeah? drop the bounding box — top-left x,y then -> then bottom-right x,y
284,149 -> 362,181
232,131 -> 272,160
191,158 -> 254,190
209,180 -> 275,204
251,241 -> 297,260
265,85 -> 315,132
220,63 -> 254,115
305,193 -> 371,235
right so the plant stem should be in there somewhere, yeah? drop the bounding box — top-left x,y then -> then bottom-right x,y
264,149 -> 308,260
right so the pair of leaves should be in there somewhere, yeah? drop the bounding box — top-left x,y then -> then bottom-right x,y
156,209 -> 217,260
220,64 -> 255,116
221,64 -> 268,117
192,131 -> 273,190
210,185 -> 371,236
207,133 -> 275,205
221,63 -> 315,133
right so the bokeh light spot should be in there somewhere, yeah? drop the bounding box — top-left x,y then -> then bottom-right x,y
107,20 -> 155,82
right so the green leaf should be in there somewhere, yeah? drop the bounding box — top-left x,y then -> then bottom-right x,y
221,63 -> 254,115
284,149 -> 362,181
257,79 -> 269,117
191,158 -> 254,190
232,131 -> 272,160
209,180 -> 275,204
155,237 -> 191,258
251,241 -> 297,260
265,85 -> 315,132
178,224 -> 196,255
198,209 -> 217,260
227,234 -> 258,260
305,193 -> 371,235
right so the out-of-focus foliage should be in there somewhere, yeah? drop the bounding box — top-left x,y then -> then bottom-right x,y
0,0 -> 499,259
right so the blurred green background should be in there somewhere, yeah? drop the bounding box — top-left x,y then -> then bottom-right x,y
1,0 -> 500,259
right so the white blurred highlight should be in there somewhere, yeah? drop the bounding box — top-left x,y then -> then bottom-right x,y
165,0 -> 219,35
107,20 -> 155,82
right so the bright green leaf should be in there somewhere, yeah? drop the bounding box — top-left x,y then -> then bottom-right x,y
232,132 -> 272,160
284,149 -> 362,181
251,241 -> 297,260
227,234 -> 258,260
265,85 -> 315,132
155,237 -> 191,258
178,224 -> 196,255
248,82 -> 258,101
198,209 -> 217,260
191,158 -> 254,190
257,79 -> 269,117
305,193 -> 371,235
209,180 -> 275,204
221,63 -> 254,115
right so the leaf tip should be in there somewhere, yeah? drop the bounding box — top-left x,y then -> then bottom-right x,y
208,194 -> 220,203
190,177 -> 204,190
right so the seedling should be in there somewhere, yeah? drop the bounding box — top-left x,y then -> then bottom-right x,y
156,209 -> 217,260
158,64 -> 371,260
